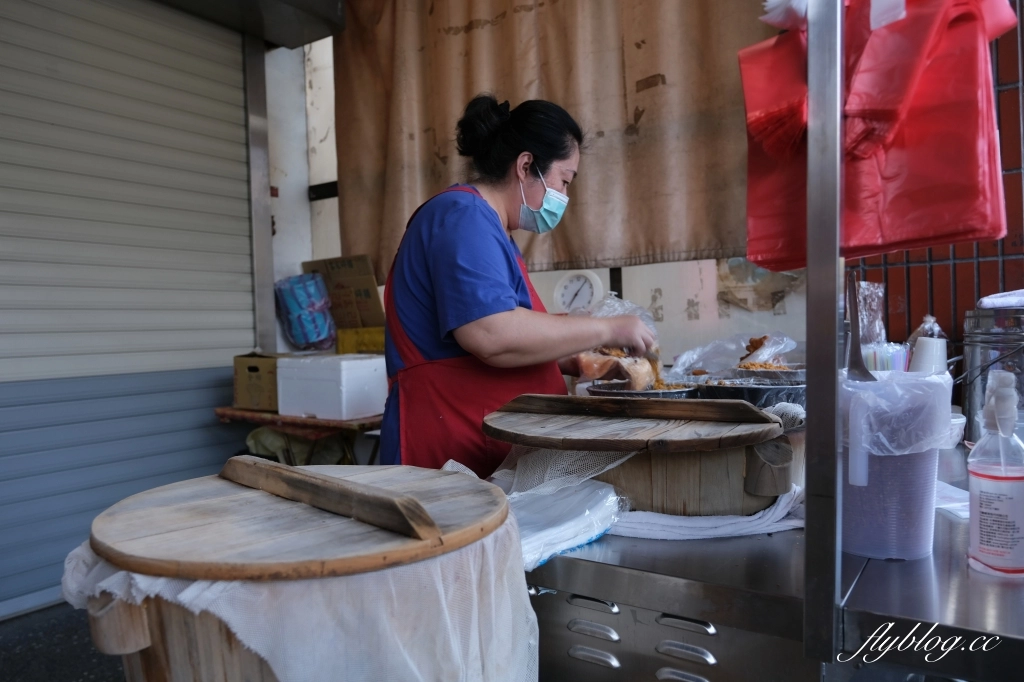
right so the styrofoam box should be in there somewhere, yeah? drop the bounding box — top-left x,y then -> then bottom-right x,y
277,354 -> 387,421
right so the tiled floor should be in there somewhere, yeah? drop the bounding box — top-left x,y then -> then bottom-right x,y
0,603 -> 123,682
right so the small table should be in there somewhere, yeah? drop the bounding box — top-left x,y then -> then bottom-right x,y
214,407 -> 384,465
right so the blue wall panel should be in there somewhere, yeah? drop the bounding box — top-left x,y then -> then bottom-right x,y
0,367 -> 248,619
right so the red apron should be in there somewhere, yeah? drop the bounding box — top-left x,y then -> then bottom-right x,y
384,187 -> 568,478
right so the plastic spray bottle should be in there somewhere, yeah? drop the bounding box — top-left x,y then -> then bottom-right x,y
968,369 -> 1024,576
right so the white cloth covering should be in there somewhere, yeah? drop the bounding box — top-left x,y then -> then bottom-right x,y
609,486 -> 805,540
62,515 -> 538,682
979,289 -> 1024,308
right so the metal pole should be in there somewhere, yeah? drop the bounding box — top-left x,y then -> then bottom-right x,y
244,35 -> 277,353
804,0 -> 845,663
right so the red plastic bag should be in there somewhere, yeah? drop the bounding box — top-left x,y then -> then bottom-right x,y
845,0 -> 1006,256
741,0 -> 1014,272
740,31 -> 810,272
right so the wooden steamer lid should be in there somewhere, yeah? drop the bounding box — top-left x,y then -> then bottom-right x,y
483,394 -> 783,452
483,395 -> 789,517
90,457 -> 508,581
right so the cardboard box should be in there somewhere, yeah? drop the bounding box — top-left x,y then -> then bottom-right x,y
233,352 -> 284,412
329,287 -> 363,329
277,354 -> 388,421
303,255 -> 386,329
337,327 -> 386,354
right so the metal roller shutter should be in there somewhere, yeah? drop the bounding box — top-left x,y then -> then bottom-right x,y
0,0 -> 254,382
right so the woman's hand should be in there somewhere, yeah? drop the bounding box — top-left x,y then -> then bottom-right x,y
600,316 -> 657,357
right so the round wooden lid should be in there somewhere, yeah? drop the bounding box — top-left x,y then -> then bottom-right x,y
483,395 -> 783,452
90,465 -> 508,581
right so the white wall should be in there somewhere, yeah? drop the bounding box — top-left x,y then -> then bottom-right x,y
266,45 -> 314,351
529,260 -> 806,364
620,260 -> 806,362
305,37 -> 341,259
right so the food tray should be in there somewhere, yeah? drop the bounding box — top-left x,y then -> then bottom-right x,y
586,381 -> 699,399
700,379 -> 807,408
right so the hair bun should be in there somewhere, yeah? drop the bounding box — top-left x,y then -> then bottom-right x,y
456,94 -> 509,159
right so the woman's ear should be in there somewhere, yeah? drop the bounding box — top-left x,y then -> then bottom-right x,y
515,152 -> 534,182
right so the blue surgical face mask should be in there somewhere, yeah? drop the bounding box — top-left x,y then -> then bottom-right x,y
518,168 -> 569,234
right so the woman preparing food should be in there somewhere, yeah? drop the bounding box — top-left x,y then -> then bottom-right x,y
381,95 -> 655,476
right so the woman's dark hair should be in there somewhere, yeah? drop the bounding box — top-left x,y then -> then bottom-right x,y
456,94 -> 583,183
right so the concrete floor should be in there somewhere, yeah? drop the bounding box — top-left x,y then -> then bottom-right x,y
0,603 -> 123,682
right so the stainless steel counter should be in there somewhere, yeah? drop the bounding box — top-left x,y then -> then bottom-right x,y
527,446 -> 1024,680
840,448 -> 1024,680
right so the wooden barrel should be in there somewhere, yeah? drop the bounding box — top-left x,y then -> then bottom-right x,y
85,460 -> 510,680
483,394 -> 792,516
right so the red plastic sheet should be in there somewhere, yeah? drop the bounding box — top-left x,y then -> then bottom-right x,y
741,0 -> 1015,272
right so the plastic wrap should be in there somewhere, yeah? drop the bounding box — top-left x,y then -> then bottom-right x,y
508,480 -> 624,571
668,335 -> 748,378
906,314 -> 950,354
743,332 -> 798,364
861,342 -> 909,372
858,281 -> 887,344
570,292 -> 658,338
700,379 -> 806,408
668,333 -> 797,380
274,273 -> 337,350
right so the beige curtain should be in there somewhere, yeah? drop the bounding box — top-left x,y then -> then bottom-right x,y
334,0 -> 775,282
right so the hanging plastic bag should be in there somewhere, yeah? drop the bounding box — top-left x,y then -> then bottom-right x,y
742,0 -> 1014,272
275,273 -> 337,350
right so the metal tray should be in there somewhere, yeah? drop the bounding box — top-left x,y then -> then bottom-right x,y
586,381 -> 699,399
700,379 -> 806,408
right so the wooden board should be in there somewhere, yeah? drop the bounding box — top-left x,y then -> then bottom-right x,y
90,465 -> 507,581
483,395 -> 782,453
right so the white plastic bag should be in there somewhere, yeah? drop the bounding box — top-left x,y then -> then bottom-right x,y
842,370 -> 953,487
666,332 -> 796,380
509,480 -> 623,571
760,0 -> 807,30
571,293 -> 659,339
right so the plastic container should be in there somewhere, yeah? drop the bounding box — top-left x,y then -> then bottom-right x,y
963,308 -> 1024,443
277,354 -> 387,421
841,371 -> 953,560
909,337 -> 948,374
842,448 -> 939,560
967,370 -> 1024,577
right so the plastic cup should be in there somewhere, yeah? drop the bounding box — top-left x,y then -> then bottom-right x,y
909,337 -> 948,374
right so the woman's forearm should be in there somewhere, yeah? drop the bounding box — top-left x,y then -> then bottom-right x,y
452,308 -> 653,369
